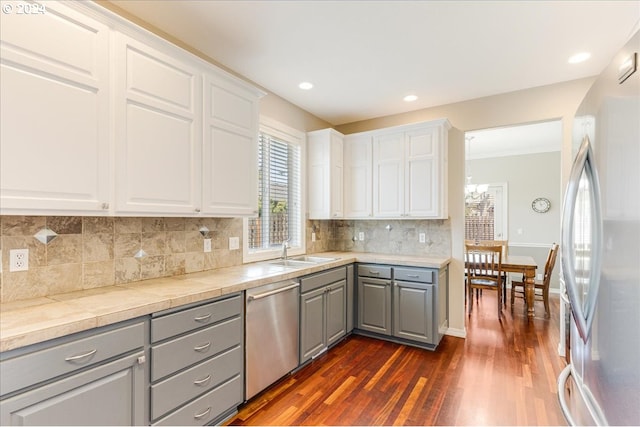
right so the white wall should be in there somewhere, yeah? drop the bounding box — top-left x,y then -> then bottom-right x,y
468,151 -> 561,289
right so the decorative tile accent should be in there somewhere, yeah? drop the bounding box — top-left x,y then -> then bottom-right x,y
34,228 -> 59,245
133,249 -> 148,260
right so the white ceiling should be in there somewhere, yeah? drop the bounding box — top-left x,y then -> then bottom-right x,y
466,120 -> 562,159
108,1 -> 639,126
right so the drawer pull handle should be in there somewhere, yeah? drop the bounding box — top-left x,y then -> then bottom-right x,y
368,270 -> 380,275
64,349 -> 97,362
194,313 -> 212,322
194,342 -> 211,352
193,374 -> 212,386
194,407 -> 211,420
407,274 -> 420,278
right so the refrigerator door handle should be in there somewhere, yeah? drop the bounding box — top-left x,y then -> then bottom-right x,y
561,135 -> 603,343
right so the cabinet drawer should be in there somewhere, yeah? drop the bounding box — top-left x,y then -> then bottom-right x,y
300,266 -> 346,293
357,264 -> 392,279
151,294 -> 242,343
153,374 -> 242,426
394,267 -> 434,283
151,316 -> 241,381
0,321 -> 144,397
151,345 -> 242,420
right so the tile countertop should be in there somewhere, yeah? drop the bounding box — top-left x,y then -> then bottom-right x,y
0,251 -> 450,353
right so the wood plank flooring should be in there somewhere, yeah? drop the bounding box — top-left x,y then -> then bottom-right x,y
227,293 -> 567,426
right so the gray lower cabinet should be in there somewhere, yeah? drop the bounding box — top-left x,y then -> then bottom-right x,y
357,263 -> 448,349
0,319 -> 146,426
150,293 -> 243,426
393,280 -> 433,344
299,267 -> 347,364
357,265 -> 392,335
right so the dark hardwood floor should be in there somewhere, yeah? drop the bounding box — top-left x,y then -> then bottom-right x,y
227,292 -> 567,426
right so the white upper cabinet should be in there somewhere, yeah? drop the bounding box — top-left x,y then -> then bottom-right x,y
405,126 -> 446,217
114,33 -> 202,215
373,131 -> 405,218
0,2 -> 111,214
353,119 -> 450,219
202,73 -> 261,216
343,134 -> 373,218
0,1 -> 263,217
307,129 -> 344,219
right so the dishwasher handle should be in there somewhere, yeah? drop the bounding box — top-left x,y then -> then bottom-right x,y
247,282 -> 299,301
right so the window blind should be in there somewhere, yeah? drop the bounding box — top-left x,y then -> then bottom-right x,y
248,132 -> 301,251
465,193 -> 495,241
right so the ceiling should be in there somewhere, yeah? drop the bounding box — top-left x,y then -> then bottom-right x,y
466,120 -> 562,159
108,1 -> 639,126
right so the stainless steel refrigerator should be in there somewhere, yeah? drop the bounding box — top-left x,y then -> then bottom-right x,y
558,26 -> 640,426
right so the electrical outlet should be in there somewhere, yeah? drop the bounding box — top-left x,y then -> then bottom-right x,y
229,237 -> 240,250
536,273 -> 543,281
358,232 -> 365,241
311,232 -> 316,242
203,238 -> 212,253
10,249 -> 29,272
419,233 -> 426,243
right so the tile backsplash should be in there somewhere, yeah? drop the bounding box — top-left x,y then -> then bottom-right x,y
321,219 -> 451,257
1,216 -> 450,303
0,216 -> 243,303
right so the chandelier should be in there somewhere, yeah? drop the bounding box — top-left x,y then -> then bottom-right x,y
465,136 -> 489,204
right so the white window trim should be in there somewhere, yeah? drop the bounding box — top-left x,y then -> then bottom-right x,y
243,116 -> 306,264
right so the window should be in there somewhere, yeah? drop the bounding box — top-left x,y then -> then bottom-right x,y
243,118 -> 305,262
465,183 -> 508,241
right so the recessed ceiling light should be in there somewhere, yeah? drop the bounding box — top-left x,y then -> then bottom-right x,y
298,81 -> 314,90
403,95 -> 418,102
568,52 -> 591,64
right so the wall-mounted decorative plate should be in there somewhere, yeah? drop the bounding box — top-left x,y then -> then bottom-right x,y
532,197 -> 551,213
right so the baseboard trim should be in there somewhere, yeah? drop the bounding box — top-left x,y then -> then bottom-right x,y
444,327 -> 467,339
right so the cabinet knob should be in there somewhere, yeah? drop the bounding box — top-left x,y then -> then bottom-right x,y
101,202 -> 109,210
195,208 -> 201,213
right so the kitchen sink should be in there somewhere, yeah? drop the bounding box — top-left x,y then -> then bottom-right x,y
290,256 -> 337,263
269,259 -> 316,267
268,256 -> 337,268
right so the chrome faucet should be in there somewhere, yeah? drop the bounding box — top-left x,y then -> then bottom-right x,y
281,239 -> 290,260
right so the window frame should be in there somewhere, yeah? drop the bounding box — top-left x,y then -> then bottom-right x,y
243,116 -> 306,263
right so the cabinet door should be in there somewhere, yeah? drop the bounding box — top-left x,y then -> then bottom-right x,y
114,33 -> 202,215
0,2 -> 110,214
326,280 -> 347,346
373,132 -> 404,217
343,135 -> 372,218
405,127 -> 441,217
0,351 -> 145,426
357,277 -> 392,335
202,73 -> 260,216
330,134 -> 344,218
393,281 -> 434,344
300,287 -> 327,363
307,129 -> 343,219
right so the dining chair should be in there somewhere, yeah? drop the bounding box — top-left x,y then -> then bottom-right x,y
511,243 -> 559,318
465,239 -> 509,305
465,244 -> 504,317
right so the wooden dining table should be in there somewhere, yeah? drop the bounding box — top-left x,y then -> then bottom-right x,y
465,253 -> 538,318
501,255 -> 538,318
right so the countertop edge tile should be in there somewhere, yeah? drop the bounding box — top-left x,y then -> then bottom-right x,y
1,251 -> 450,352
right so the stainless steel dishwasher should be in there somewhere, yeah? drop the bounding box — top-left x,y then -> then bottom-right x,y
245,279 -> 300,400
